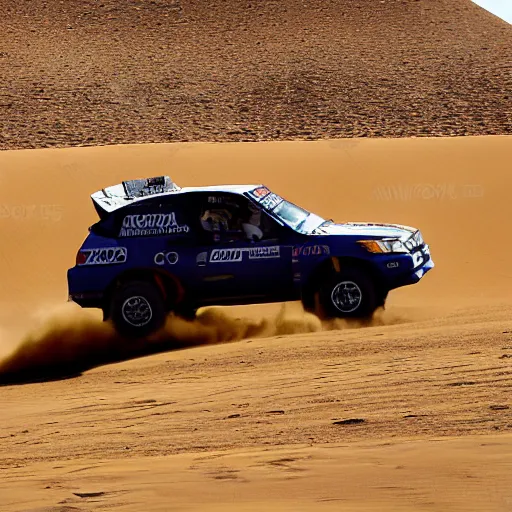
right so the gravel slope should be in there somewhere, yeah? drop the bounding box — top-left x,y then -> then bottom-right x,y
1,0 -> 511,149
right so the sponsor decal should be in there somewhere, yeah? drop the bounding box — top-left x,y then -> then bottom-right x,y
250,187 -> 271,199
210,248 -> 243,263
248,246 -> 280,259
412,250 -> 424,268
80,247 -> 127,265
260,193 -> 283,210
387,261 -> 399,269
209,245 -> 281,263
412,245 -> 430,268
154,251 -> 179,265
119,212 -> 190,237
292,245 -> 330,258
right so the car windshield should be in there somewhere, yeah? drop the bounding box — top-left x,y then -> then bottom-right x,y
272,200 -> 324,234
247,187 -> 325,234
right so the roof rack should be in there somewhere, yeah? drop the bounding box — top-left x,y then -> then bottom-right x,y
91,175 -> 181,218
122,176 -> 180,198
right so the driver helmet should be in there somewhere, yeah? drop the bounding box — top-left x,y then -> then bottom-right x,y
201,209 -> 231,231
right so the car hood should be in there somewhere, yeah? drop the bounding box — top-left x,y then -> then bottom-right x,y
317,222 -> 417,240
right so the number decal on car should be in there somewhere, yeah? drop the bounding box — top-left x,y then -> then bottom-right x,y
412,250 -> 424,267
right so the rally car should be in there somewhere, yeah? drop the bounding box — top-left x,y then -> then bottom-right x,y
67,176 -> 434,338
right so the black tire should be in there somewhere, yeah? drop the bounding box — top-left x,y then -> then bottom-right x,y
110,280 -> 166,339
316,267 -> 379,319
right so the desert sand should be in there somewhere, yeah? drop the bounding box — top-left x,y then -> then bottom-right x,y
0,136 -> 511,511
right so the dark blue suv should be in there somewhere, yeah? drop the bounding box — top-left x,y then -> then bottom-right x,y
67,176 -> 434,338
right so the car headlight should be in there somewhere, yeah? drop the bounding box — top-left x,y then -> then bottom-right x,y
359,238 -> 408,254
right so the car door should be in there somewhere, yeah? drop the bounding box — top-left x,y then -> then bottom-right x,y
114,194 -> 204,298
192,192 -> 296,304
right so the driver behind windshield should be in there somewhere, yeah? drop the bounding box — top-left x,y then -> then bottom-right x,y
200,198 -> 264,242
241,201 -> 263,241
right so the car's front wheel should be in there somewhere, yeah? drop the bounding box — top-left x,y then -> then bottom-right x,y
316,268 -> 379,320
110,280 -> 166,339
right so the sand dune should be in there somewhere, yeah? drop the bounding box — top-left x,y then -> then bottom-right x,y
0,136 -> 511,510
1,0 -> 511,149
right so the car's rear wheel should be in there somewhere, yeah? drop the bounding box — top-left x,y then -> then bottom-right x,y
110,280 -> 166,339
315,267 -> 379,320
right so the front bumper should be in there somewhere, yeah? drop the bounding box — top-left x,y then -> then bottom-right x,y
376,243 -> 434,290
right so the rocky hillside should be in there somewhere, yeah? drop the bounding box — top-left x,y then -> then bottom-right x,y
1,0 -> 511,148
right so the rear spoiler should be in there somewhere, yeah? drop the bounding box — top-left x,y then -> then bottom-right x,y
91,175 -> 180,218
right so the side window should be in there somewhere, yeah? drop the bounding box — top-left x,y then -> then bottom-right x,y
198,193 -> 243,242
198,193 -> 282,243
114,198 -> 192,240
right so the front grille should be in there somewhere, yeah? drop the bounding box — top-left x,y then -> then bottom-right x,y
404,230 -> 423,252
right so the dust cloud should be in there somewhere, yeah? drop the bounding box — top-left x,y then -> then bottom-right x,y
0,302 -> 407,384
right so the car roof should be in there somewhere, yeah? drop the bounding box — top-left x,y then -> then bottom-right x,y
91,177 -> 265,216
181,184 -> 262,194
